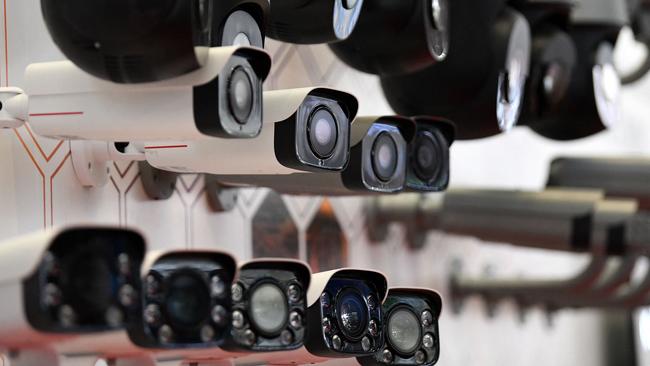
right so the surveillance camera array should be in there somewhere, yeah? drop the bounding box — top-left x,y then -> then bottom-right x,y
0,226 -> 443,366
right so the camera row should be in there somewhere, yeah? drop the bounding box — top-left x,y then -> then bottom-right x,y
2,226 -> 442,366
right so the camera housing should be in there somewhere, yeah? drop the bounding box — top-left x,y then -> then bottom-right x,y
22,46 -> 271,141
0,227 -> 146,348
211,116 -> 416,195
41,0 -> 269,83
266,0 -> 364,44
405,117 -> 455,193
380,0 -> 531,140
127,250 -> 237,350
358,288 -> 443,366
329,0 -> 449,76
222,259 -> 311,353
144,87 -> 358,175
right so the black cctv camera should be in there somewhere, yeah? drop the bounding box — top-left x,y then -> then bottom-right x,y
406,117 -> 455,192
329,0 -> 449,75
41,0 -> 269,83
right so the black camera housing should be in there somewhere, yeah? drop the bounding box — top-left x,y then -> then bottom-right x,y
127,251 -> 236,349
406,117 -> 455,193
23,228 -> 146,333
329,0 -> 449,76
222,260 -> 311,352
267,0 -> 365,44
41,0 -> 269,83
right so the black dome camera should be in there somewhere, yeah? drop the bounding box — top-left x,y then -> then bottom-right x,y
329,0 -> 449,76
41,0 -> 269,83
380,0 -> 532,140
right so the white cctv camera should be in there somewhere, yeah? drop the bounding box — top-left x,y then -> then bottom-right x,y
0,46 -> 271,139
0,227 -> 146,350
143,87 -> 358,175
236,268 -> 388,365
210,116 -> 416,195
357,288 -> 443,366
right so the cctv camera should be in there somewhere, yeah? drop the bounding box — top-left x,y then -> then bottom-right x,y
210,116 -> 416,195
237,268 -> 388,365
21,46 -> 271,141
0,227 -> 146,349
357,288 -> 442,366
143,87 -> 358,175
266,0 -> 364,44
41,0 -> 269,83
547,157 -> 650,210
380,1 -> 531,140
525,0 -> 626,140
220,259 -> 311,353
329,0 -> 449,76
405,117 -> 455,193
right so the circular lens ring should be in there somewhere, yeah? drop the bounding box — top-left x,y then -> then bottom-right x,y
335,288 -> 369,341
228,66 -> 254,125
307,107 -> 339,159
411,130 -> 444,183
371,132 -> 399,182
248,282 -> 290,336
387,306 -> 423,356
164,271 -> 211,330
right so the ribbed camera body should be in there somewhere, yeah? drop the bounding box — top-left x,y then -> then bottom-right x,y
267,0 -> 364,44
330,0 -> 449,76
405,117 -> 455,193
144,87 -> 358,176
24,46 -> 271,142
0,227 -> 146,348
222,260 -> 311,353
358,288 -> 443,366
41,0 -> 269,83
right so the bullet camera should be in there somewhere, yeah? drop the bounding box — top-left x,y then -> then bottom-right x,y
358,288 -> 442,366
223,259 -> 311,353
526,0 -> 626,140
144,87 -> 358,175
41,0 -> 269,83
212,116 -> 416,195
0,227 -> 146,348
266,0 -> 364,44
380,0 -> 532,140
329,0 -> 449,76
21,46 -> 271,141
406,117 -> 455,193
127,250 -> 237,349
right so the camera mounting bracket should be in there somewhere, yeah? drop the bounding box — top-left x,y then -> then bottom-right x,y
204,175 -> 239,213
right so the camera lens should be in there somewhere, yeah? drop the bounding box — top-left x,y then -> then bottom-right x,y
336,289 -> 368,339
60,252 -> 113,321
249,283 -> 289,335
228,67 -> 254,124
387,308 -> 422,355
412,131 -> 443,182
165,272 -> 211,329
372,132 -> 399,182
307,107 -> 339,159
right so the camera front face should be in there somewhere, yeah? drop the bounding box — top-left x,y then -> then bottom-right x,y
23,229 -> 146,333
226,264 -> 309,351
130,253 -> 235,349
274,93 -> 353,172
194,53 -> 265,139
406,119 -> 454,192
358,290 -> 441,366
41,0 -> 213,83
306,274 -> 384,357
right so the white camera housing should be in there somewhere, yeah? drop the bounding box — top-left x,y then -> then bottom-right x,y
143,87 -> 358,175
5,46 -> 271,140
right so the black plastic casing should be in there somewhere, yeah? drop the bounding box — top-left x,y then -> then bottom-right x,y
329,0 -> 449,76
23,228 -> 146,333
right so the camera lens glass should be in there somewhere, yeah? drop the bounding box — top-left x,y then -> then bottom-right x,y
387,308 -> 422,355
371,132 -> 399,182
228,67 -> 254,124
307,107 -> 339,159
249,283 -> 289,335
337,289 -> 368,339
165,273 -> 211,329
412,131 -> 442,182
60,250 -> 113,321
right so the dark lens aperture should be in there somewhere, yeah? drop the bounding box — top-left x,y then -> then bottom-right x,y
337,289 -> 368,339
372,132 -> 399,182
61,251 -> 114,321
165,273 -> 211,329
307,107 -> 339,159
412,131 -> 442,182
387,308 -> 422,355
228,66 -> 254,124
